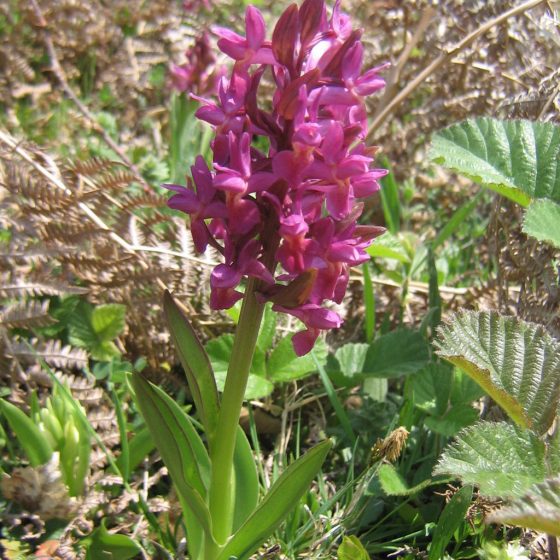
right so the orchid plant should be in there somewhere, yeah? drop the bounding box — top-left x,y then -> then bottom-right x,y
133,1 -> 388,558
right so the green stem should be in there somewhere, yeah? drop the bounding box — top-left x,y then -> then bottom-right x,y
208,277 -> 265,546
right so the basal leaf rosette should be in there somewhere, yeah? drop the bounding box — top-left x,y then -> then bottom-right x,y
434,310 -> 560,435
166,0 -> 388,356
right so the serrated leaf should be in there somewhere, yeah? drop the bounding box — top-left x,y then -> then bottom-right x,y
164,291 -> 220,441
434,422 -> 546,498
435,311 -> 560,434
362,329 -> 431,379
522,198 -> 560,249
430,118 -> 560,206
429,485 -> 473,560
337,535 -> 369,560
486,477 -> 560,536
217,440 -> 332,560
0,399 -> 53,466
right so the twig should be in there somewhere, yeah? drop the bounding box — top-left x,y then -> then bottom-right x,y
371,7 -> 436,126
367,0 -> 546,140
28,0 -> 152,193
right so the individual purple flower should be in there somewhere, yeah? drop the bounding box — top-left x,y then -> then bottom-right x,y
168,0 -> 389,355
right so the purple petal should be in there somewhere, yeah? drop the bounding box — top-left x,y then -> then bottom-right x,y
245,6 -> 267,50
211,264 -> 242,288
292,328 -> 319,356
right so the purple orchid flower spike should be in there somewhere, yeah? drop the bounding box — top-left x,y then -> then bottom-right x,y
168,0 -> 389,355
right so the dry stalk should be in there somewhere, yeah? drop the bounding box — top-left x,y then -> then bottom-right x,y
367,0 -> 546,140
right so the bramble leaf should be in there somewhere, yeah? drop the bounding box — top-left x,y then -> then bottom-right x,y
435,310 -> 560,434
487,477 -> 560,536
434,422 -> 546,498
522,198 -> 560,249
430,118 -> 560,206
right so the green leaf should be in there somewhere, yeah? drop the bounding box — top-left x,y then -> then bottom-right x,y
428,485 -> 473,560
84,520 -> 141,560
378,155 -> 400,235
424,404 -> 479,437
68,302 -> 125,361
522,198 -> 560,249
337,535 -> 370,560
434,422 -> 547,498
411,363 -> 453,416
366,232 -> 410,263
116,426 -> 155,475
232,427 -> 259,531
362,329 -> 431,379
327,343 -> 369,387
256,304 -> 276,353
91,304 -> 126,341
130,374 -> 213,537
378,464 -> 433,496
164,291 -> 220,441
486,477 -> 560,536
0,399 -> 52,466
433,191 -> 483,249
217,440 -> 332,560
435,310 -> 560,434
430,118 -> 560,206
267,335 -> 327,383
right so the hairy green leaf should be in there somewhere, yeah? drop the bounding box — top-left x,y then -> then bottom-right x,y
430,118 -> 560,205
164,291 -> 220,441
434,422 -> 546,498
217,440 -> 332,560
487,477 -> 560,536
522,198 -> 560,249
435,310 -> 560,434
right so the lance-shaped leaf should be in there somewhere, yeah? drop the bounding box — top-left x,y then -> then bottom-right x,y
435,310 -> 560,434
434,422 -> 546,498
163,290 -> 220,441
430,118 -> 560,206
217,439 -> 332,560
522,198 -> 560,249
429,485 -> 473,560
0,399 -> 53,466
131,374 -> 213,537
487,477 -> 560,536
232,427 -> 259,532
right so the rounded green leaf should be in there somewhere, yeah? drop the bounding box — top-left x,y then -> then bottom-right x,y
522,198 -> 560,249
